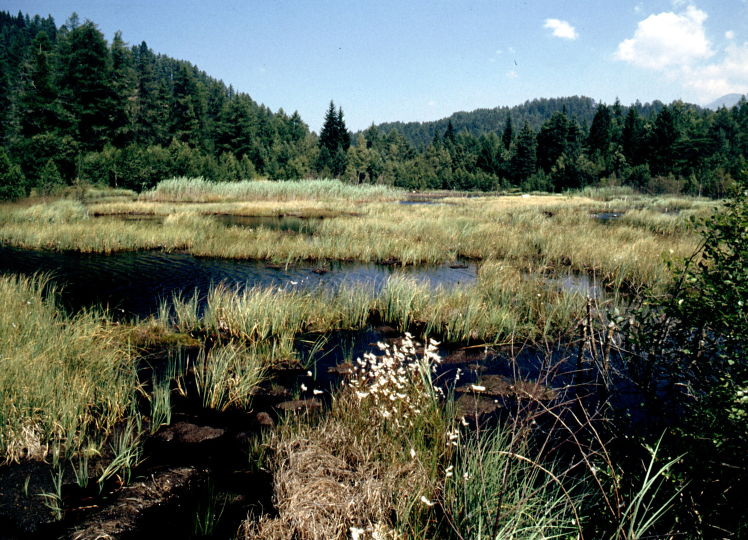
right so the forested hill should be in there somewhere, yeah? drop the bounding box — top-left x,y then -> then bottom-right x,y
1,10 -> 747,199
372,96 -> 671,149
0,10 -> 314,193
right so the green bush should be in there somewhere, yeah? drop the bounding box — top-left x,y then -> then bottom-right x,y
0,147 -> 26,200
624,188 -> 748,534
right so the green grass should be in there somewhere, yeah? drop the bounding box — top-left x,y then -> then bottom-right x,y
0,274 -> 136,463
192,343 -> 268,411
163,265 -> 590,347
442,426 -> 581,539
0,181 -> 710,295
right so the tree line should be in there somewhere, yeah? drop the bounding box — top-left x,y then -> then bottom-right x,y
354,98 -> 747,196
0,11 -> 315,198
1,10 -> 746,199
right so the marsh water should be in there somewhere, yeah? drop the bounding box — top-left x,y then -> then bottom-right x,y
0,245 -> 477,319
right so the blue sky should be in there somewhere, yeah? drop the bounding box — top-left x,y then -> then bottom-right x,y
4,1 -> 748,131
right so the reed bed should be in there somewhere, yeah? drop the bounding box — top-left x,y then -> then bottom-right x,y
0,181 -> 710,294
165,264 -> 589,346
0,275 -> 135,462
140,177 -> 402,203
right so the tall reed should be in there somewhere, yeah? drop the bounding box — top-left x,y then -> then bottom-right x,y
141,177 -> 401,203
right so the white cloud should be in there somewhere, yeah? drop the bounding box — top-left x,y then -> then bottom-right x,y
615,6 -> 748,102
506,70 -> 518,79
543,19 -> 578,40
681,41 -> 748,99
615,6 -> 713,69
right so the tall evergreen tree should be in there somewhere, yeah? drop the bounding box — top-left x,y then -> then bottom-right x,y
651,105 -> 680,175
536,111 -> 570,172
56,18 -> 113,151
17,31 -> 61,138
444,120 -> 456,145
108,31 -> 136,147
170,62 -> 207,148
510,122 -> 537,184
317,100 -> 349,176
502,116 -> 513,150
587,103 -> 612,157
622,107 -> 645,165
131,41 -> 168,145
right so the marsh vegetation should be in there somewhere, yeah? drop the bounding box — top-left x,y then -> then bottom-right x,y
1,178 -> 744,538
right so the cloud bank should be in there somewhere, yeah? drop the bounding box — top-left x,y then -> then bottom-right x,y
615,5 -> 748,102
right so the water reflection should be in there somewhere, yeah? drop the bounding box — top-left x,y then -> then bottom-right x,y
0,246 -> 476,319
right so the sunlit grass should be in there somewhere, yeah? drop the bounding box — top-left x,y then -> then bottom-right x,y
0,180 -> 710,295
140,177 -> 402,203
0,274 -> 136,462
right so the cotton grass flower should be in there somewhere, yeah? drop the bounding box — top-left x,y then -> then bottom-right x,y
420,495 -> 436,506
347,335 -> 443,428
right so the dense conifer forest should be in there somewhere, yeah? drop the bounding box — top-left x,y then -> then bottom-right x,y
1,10 -> 746,198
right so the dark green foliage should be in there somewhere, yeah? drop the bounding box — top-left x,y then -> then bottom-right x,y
622,189 -> 748,534
0,147 -> 25,200
587,104 -> 612,157
108,32 -> 136,147
56,18 -> 114,151
501,116 -> 513,150
0,10 -> 316,190
17,31 -> 62,138
622,107 -> 645,165
376,95 -> 599,149
317,101 -> 350,176
509,123 -> 537,185
36,158 -> 64,194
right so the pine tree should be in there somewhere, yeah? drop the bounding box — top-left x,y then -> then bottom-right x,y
109,31 -> 136,146
18,31 -> 61,138
170,63 -> 207,148
536,111 -> 570,172
444,120 -> 456,145
319,101 -> 339,155
622,108 -> 644,165
132,41 -> 168,145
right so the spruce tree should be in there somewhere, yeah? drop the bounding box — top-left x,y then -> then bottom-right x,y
509,122 -> 536,184
444,120 -> 456,145
109,31 -> 136,147
18,31 -> 61,138
318,100 -> 349,176
587,103 -> 612,157
502,116 -> 513,150
56,18 -> 114,151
